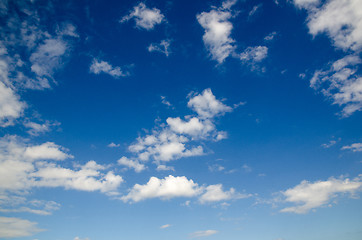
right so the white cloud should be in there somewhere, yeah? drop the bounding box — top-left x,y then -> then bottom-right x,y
148,40 -> 171,57
0,136 -> 123,195
160,224 -> 171,229
341,143 -> 362,152
121,3 -> 165,30
156,164 -> 175,171
121,175 -> 201,203
280,175 -> 362,214
124,89 -> 233,167
161,96 -> 172,107
118,156 -> 146,173
24,142 -> 73,161
0,217 -> 43,238
108,142 -> 121,148
0,81 -> 26,127
121,175 -> 248,204
309,54 -> 362,117
321,140 -> 337,148
239,46 -> 268,63
295,0 -> 362,52
188,88 -> 232,119
0,199 -> 60,216
199,184 -> 250,203
190,230 -> 218,238
90,58 -> 128,78
264,31 -> 277,41
248,4 -> 262,18
74,237 -> 90,240
24,120 -> 60,136
197,0 -> 237,63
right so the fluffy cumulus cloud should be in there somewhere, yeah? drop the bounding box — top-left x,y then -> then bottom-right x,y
0,135 -> 124,212
189,230 -> 218,238
118,156 -> 146,173
121,3 -> 165,30
197,0 -> 237,63
280,175 -> 362,214
24,120 -> 60,136
90,58 -> 129,78
341,143 -> 362,152
121,175 -> 248,204
187,88 -> 232,119
0,216 -> 43,238
310,55 -> 362,117
125,89 -> 234,166
148,39 -> 171,57
294,0 -> 362,52
121,175 -> 201,202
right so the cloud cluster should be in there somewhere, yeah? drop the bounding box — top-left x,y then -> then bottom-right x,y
0,1 -> 78,127
121,175 -> 249,203
280,175 -> 362,214
122,89 -> 234,171
197,0 -> 269,67
121,3 -> 165,30
294,0 -> 362,116
0,135 -> 124,215
310,54 -> 362,117
341,143 -> 362,152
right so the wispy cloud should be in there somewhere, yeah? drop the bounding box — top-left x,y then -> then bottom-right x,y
90,58 -> 129,78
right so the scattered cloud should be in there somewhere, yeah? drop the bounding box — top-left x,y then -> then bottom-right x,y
248,4 -> 262,18
0,135 -> 124,201
118,156 -> 146,173
264,31 -> 277,41
127,89 -> 234,166
108,142 -> 121,148
208,164 -> 225,172
294,0 -> 362,52
161,96 -> 173,107
321,139 -> 338,148
189,230 -> 218,238
341,143 -> 362,152
121,175 -> 201,203
0,216 -> 43,238
309,54 -> 362,117
24,120 -> 60,136
156,164 -> 175,171
148,40 -> 171,57
197,0 -> 237,63
199,184 -> 250,203
121,175 -> 248,204
0,81 -> 26,127
294,0 -> 362,116
160,224 -> 171,229
280,175 -> 362,214
90,58 -> 129,78
239,46 -> 268,63
121,3 -> 165,30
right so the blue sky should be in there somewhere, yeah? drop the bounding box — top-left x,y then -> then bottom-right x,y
0,0 -> 362,239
